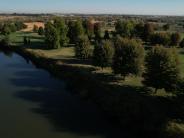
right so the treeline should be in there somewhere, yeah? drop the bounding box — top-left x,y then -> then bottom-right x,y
43,17 -> 182,94
44,18 -> 184,49
0,21 -> 27,46
0,21 -> 27,35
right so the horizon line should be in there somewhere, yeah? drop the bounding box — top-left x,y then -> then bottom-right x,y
0,12 -> 184,17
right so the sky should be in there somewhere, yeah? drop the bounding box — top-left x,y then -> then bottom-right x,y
0,0 -> 184,15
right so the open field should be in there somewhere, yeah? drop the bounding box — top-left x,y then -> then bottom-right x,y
22,22 -> 45,32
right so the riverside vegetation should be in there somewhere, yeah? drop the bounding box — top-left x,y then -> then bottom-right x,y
1,16 -> 184,138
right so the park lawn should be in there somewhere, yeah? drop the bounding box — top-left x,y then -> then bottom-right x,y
9,31 -> 44,46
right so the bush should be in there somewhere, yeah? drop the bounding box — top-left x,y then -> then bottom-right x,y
112,37 -> 145,79
75,35 -> 91,59
93,40 -> 114,68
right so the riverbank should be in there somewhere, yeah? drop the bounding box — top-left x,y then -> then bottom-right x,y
3,45 -> 184,138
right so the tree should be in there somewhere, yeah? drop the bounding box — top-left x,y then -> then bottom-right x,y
112,37 -> 145,79
14,21 -> 27,31
53,18 -> 69,47
180,38 -> 184,48
163,24 -> 170,31
0,35 -> 11,46
142,46 -> 180,93
104,30 -> 110,40
170,32 -> 181,46
75,35 -> 91,59
45,22 -> 60,49
68,20 -> 84,44
134,22 -> 144,38
115,20 -> 134,37
33,25 -> 38,33
94,23 -> 102,42
23,36 -> 28,45
67,21 -> 75,44
143,23 -> 154,41
83,19 -> 94,40
1,25 -> 11,35
150,32 -> 171,46
38,27 -> 44,35
93,40 -> 114,69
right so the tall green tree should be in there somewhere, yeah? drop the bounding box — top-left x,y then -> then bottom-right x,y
170,32 -> 181,46
83,19 -> 94,40
68,20 -> 84,44
163,24 -> 170,31
143,23 -> 154,41
54,18 -> 69,47
115,20 -> 135,37
104,30 -> 110,40
93,40 -> 114,69
143,46 -> 180,93
45,22 -> 60,49
134,22 -> 144,38
112,38 -> 145,79
75,35 -> 91,59
94,22 -> 102,42
180,38 -> 184,48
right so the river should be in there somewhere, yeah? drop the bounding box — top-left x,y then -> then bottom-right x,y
0,50 -> 122,138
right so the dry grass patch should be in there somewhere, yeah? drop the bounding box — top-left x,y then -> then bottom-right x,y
22,22 -> 44,32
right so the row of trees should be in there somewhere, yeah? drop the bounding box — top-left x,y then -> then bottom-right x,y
44,18 -> 69,49
44,18 -> 110,49
75,36 -> 180,93
0,21 -> 27,35
150,32 -> 181,46
115,20 -> 184,47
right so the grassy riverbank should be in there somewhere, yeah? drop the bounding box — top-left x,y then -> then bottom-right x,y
5,31 -> 184,138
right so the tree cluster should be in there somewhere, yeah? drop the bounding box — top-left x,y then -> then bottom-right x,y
44,18 -> 69,49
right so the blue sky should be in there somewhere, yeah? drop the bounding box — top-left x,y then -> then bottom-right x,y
0,0 -> 184,15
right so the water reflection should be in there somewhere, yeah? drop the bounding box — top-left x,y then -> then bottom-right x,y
0,48 -> 123,138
